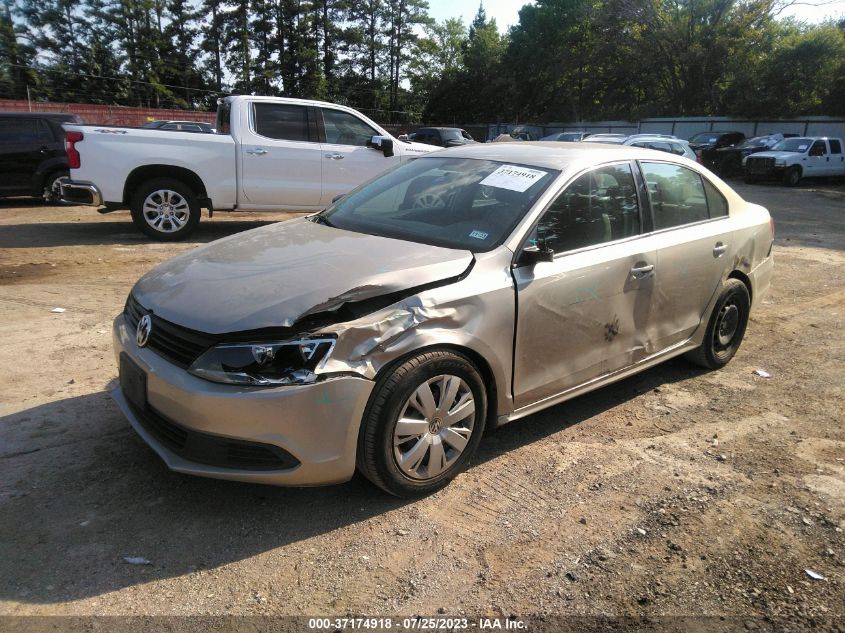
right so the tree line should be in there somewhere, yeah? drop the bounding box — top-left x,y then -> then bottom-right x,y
1,0 -> 843,123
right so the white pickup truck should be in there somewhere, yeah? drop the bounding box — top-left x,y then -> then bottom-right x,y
60,95 -> 436,240
743,136 -> 845,186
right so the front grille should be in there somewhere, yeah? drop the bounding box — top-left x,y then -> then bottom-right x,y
125,295 -> 217,368
129,401 -> 300,471
746,156 -> 775,174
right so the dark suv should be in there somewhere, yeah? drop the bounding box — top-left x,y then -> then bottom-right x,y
410,127 -> 476,147
688,131 -> 745,170
0,112 -> 83,202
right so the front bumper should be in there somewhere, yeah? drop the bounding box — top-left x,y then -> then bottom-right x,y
113,314 -> 374,486
60,180 -> 103,206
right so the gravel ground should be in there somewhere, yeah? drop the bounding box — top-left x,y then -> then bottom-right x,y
0,178 -> 843,631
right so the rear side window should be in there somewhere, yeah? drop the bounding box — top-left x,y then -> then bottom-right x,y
703,179 -> 728,218
322,109 -> 378,146
0,118 -> 42,143
536,162 -> 640,253
640,162 -> 709,229
829,139 -> 841,154
253,103 -> 310,142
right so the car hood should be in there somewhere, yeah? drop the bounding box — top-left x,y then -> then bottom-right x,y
747,151 -> 799,160
401,141 -> 439,155
131,218 -> 473,334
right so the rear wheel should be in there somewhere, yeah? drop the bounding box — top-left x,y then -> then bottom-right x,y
130,178 -> 201,241
685,278 -> 750,370
357,350 -> 487,497
783,166 -> 801,187
42,170 -> 69,203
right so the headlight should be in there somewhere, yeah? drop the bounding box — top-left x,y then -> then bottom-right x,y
775,159 -> 786,166
188,337 -> 336,386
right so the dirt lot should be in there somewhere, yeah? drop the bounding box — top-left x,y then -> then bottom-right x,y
0,180 -> 843,630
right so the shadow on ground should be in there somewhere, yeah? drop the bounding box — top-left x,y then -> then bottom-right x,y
0,357 -> 703,605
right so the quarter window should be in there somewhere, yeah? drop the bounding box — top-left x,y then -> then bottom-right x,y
640,162 -> 709,229
702,179 -> 728,218
535,162 -> 640,254
253,103 -> 310,142
322,109 -> 378,146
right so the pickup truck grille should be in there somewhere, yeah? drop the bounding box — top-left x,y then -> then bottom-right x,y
746,156 -> 775,174
124,295 -> 216,368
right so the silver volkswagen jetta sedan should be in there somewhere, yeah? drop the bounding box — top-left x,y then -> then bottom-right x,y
113,143 -> 773,496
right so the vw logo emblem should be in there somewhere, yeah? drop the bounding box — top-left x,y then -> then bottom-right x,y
136,314 -> 152,348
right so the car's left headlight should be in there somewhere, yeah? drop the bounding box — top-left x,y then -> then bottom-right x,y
188,337 -> 336,386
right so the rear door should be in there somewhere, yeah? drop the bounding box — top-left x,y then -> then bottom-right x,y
829,139 -> 845,175
512,161 -> 657,407
0,117 -> 51,195
318,107 -> 400,207
639,161 -> 734,351
239,101 -> 323,208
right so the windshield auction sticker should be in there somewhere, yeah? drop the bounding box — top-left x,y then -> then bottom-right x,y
480,165 -> 547,192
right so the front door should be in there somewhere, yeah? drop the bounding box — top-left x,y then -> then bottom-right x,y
804,140 -> 829,177
239,102 -> 323,208
638,161 -> 735,350
512,162 -> 657,408
318,108 -> 400,207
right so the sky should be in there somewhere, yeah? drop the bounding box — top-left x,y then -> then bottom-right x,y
426,0 -> 845,33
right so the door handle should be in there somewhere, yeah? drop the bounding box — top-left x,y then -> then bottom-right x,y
629,264 -> 654,278
325,153 -> 345,160
246,148 -> 268,155
713,242 -> 728,256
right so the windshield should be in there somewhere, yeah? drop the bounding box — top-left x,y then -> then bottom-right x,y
440,129 -> 463,141
689,132 -> 719,144
772,138 -> 813,152
322,157 -> 558,252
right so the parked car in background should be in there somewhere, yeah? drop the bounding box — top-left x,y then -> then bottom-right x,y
744,136 -> 845,186
624,136 -> 697,160
688,131 -> 745,169
0,112 -> 83,202
113,142 -> 773,496
540,131 -> 589,142
712,134 -> 785,176
583,133 -> 628,144
60,95 -> 437,240
143,120 -> 216,134
626,133 -> 679,141
410,127 -> 476,147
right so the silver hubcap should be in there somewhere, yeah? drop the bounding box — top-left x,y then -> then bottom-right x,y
142,189 -> 190,233
393,374 -> 475,481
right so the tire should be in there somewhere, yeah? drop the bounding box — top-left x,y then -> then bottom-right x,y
743,171 -> 757,184
783,166 -> 801,187
357,350 -> 487,497
130,178 -> 201,241
42,170 -> 69,203
685,278 -> 750,370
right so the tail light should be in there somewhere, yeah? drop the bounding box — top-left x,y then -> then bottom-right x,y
65,131 -> 83,169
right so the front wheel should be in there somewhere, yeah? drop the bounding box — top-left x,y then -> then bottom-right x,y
783,166 -> 801,187
685,278 -> 750,370
130,178 -> 201,241
357,350 -> 487,497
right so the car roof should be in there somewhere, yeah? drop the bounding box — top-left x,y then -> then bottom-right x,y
0,112 -> 80,121
433,141 -> 696,171
627,136 -> 689,143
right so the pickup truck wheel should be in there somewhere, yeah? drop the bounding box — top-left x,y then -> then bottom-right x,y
131,178 -> 201,241
43,171 -> 69,203
783,166 -> 801,187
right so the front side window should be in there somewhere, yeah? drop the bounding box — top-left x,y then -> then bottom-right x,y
322,109 -> 378,146
641,162 -> 709,229
533,162 -> 640,254
253,103 -> 310,142
809,140 -> 827,156
323,157 -> 557,251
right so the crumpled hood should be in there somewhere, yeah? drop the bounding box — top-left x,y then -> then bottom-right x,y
132,218 -> 473,334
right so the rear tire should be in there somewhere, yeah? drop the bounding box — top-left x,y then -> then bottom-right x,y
357,350 -> 487,497
42,170 -> 69,203
130,178 -> 201,241
685,278 -> 750,370
783,166 -> 801,187
743,171 -> 757,184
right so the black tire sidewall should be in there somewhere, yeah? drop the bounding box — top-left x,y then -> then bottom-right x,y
783,167 -> 801,187
361,352 -> 487,496
130,178 -> 201,241
703,280 -> 750,368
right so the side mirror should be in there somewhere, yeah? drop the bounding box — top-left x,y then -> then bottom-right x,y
331,193 -> 345,204
397,134 -> 409,141
519,245 -> 555,266
367,135 -> 395,157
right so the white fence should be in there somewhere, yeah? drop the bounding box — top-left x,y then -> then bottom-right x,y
487,116 -> 845,141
